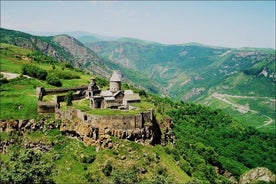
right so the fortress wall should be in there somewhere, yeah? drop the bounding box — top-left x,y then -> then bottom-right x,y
44,86 -> 87,95
135,115 -> 143,128
57,109 -> 163,145
57,109 -> 152,131
37,102 -> 56,113
56,109 -> 76,120
86,114 -> 138,130
141,110 -> 154,123
36,86 -> 87,102
56,94 -> 86,104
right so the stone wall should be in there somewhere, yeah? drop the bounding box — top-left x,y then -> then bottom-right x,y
56,109 -> 150,130
56,109 -> 161,146
37,102 -> 56,113
44,86 -> 87,95
36,86 -> 87,101
37,88 -> 87,113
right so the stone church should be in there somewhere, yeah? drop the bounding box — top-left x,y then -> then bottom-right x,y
87,71 -> 141,109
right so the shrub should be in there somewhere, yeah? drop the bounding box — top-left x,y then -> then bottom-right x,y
157,166 -> 168,176
64,91 -> 73,106
46,73 -> 62,87
54,70 -> 80,80
139,90 -> 147,97
0,77 -> 9,84
150,175 -> 172,184
80,154 -> 96,164
95,76 -> 108,87
102,161 -> 113,176
36,69 -> 48,80
0,149 -> 56,184
22,64 -> 47,80
64,63 -> 73,69
112,169 -> 138,184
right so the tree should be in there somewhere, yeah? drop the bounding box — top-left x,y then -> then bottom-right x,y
112,170 -> 138,184
0,149 -> 56,184
36,69 -> 48,80
64,91 -> 74,106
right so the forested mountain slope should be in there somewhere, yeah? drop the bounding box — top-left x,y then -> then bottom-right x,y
86,39 -> 275,99
85,39 -> 276,133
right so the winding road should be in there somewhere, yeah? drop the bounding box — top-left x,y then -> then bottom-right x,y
211,92 -> 274,128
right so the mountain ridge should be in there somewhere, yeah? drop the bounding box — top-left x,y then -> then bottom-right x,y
0,27 -> 111,76
23,30 -> 276,50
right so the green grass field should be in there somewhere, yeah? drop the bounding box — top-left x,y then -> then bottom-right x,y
0,77 -> 40,119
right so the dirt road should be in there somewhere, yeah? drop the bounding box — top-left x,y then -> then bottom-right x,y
1,72 -> 31,80
211,92 -> 274,128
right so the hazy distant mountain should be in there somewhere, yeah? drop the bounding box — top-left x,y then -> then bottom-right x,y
27,30 -> 117,42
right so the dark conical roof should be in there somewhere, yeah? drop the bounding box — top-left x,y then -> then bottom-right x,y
110,71 -> 122,82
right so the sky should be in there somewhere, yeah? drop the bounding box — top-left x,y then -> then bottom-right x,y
1,1 -> 275,48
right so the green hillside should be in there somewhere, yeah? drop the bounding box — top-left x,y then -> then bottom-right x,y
0,28 -> 161,95
1,43 -> 275,183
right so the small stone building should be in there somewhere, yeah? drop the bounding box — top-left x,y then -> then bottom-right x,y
88,71 -> 141,109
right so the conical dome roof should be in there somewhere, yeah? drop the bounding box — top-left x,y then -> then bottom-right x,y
110,71 -> 122,82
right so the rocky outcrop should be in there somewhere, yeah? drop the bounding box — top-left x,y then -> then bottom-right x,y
239,167 -> 276,184
54,35 -> 96,58
23,141 -> 52,153
53,35 -> 110,76
223,170 -> 238,184
1,139 -> 52,153
4,34 -> 69,62
0,119 -> 56,153
182,88 -> 205,102
0,119 -> 58,133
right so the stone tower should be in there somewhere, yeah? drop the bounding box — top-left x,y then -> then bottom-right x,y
110,71 -> 122,92
87,78 -> 103,109
87,78 -> 100,97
